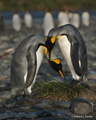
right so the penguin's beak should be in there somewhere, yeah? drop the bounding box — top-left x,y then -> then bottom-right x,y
59,70 -> 66,80
48,59 -> 66,80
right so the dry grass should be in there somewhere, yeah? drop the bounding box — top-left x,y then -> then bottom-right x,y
33,81 -> 88,101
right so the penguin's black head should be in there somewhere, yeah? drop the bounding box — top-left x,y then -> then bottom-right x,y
49,59 -> 65,80
45,36 -> 56,59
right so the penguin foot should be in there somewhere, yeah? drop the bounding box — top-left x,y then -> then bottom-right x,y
71,79 -> 80,85
80,83 -> 90,89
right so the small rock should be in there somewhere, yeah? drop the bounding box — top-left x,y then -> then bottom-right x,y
35,100 -> 52,109
30,105 -> 44,111
36,110 -> 52,117
28,98 -> 42,105
20,98 -> 33,106
71,98 -> 93,115
16,96 -> 21,101
20,106 -> 30,110
25,112 -> 37,118
36,117 -> 58,120
4,98 -> 16,108
0,111 -> 14,119
56,100 -> 71,109
15,112 -> 27,118
56,110 -> 68,117
55,109 -> 74,118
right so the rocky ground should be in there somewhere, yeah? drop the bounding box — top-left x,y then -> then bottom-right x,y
0,18 -> 96,120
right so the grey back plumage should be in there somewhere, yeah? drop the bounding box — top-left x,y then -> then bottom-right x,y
48,24 -> 87,79
11,35 -> 45,94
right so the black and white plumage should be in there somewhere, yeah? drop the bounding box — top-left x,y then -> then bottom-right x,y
11,35 -> 47,95
24,11 -> 32,28
10,35 -> 64,97
81,11 -> 90,27
45,24 -> 87,83
12,12 -> 21,32
71,12 -> 80,28
58,10 -> 69,27
43,11 -> 54,36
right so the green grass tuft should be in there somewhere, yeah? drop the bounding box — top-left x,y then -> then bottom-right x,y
33,81 -> 87,101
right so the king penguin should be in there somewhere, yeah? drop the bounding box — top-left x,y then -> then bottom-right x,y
58,9 -> 69,27
68,11 -> 73,24
10,35 -> 64,97
71,11 -> 80,28
24,10 -> 32,29
43,10 -> 54,36
81,10 -> 90,27
12,12 -> 21,32
45,24 -> 87,84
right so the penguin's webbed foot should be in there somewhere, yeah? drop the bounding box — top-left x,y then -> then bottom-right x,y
71,79 -> 80,85
80,83 -> 90,89
71,79 -> 90,89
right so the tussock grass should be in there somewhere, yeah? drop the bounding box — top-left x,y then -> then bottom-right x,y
33,81 -> 87,101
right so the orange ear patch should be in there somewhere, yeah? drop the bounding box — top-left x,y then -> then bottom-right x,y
51,37 -> 56,43
50,59 -> 60,64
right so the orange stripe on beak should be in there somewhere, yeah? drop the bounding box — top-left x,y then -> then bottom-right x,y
59,70 -> 66,80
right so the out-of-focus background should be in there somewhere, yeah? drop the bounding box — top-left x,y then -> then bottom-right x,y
0,0 -> 96,23
0,0 -> 96,119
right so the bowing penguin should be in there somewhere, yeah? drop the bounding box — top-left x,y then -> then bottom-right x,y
45,24 -> 87,84
12,12 -> 21,32
10,35 -> 64,97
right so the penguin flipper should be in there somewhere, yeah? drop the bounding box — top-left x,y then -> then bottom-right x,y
25,45 -> 36,88
70,36 -> 82,76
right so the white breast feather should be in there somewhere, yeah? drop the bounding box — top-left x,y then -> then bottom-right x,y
27,46 -> 44,93
58,35 -> 80,80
